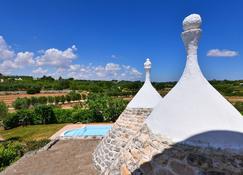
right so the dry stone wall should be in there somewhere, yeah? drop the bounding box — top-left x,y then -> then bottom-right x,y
92,108 -> 152,173
104,124 -> 243,175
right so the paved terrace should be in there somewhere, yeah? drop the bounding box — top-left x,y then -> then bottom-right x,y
1,139 -> 99,175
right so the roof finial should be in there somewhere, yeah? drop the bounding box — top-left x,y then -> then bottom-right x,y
144,58 -> 151,82
181,14 -> 202,77
182,14 -> 202,31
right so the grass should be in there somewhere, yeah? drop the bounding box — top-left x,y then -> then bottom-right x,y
0,124 -> 66,141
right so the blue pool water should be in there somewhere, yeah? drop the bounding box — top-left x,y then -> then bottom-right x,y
63,125 -> 112,137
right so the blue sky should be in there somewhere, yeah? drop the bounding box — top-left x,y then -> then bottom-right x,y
0,0 -> 242,82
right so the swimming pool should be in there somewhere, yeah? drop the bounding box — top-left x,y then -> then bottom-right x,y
63,125 -> 112,137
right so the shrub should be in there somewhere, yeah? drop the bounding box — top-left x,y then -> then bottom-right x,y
16,109 -> 34,126
12,98 -> 30,110
54,96 -> 61,104
0,101 -> 8,121
3,113 -> 20,130
87,93 -> 128,122
30,96 -> 38,106
54,108 -> 73,123
68,91 -> 81,101
60,95 -> 66,104
0,141 -> 24,171
234,102 -> 243,114
47,96 -> 54,104
26,86 -> 41,94
25,139 -> 50,152
34,105 -> 56,124
65,95 -> 71,103
37,96 -> 47,104
71,109 -> 93,123
103,98 -> 128,122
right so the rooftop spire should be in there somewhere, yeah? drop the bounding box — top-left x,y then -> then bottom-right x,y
181,14 -> 202,79
144,58 -> 151,82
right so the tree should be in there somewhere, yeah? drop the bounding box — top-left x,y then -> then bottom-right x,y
30,97 -> 38,106
54,96 -> 61,105
17,109 -> 33,126
60,95 -> 66,104
26,86 -> 41,94
47,96 -> 54,104
12,98 -> 30,110
0,101 -> 8,121
65,95 -> 71,103
38,96 -> 47,104
34,105 -> 56,124
103,98 -> 128,122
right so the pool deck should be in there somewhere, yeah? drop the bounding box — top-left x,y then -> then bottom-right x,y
50,123 -> 113,140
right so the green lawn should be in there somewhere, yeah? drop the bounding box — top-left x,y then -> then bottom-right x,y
0,124 -> 66,141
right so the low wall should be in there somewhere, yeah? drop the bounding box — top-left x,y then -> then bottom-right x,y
105,124 -> 243,175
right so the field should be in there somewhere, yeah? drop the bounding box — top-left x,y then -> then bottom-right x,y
0,92 -> 67,107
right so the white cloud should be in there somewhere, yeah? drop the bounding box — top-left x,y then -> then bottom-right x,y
50,63 -> 142,80
15,52 -> 35,67
0,36 -> 15,60
207,49 -> 239,57
32,67 -> 48,74
36,45 -> 77,67
0,35 -> 142,81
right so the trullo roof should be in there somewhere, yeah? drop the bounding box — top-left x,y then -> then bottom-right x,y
146,14 -> 243,150
127,58 -> 162,108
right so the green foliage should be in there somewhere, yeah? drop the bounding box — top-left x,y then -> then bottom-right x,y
65,95 -> 71,102
234,102 -> 243,114
60,95 -> 66,104
38,96 -> 48,104
54,96 -> 61,104
25,139 -> 49,152
103,97 -> 128,122
47,96 -> 54,104
3,113 -> 20,130
87,93 -> 128,122
0,101 -> 8,121
68,91 -> 81,101
26,86 -> 41,94
30,96 -> 38,106
54,108 -> 73,123
71,109 -> 93,123
0,141 -> 24,171
12,97 -> 30,110
0,139 -> 50,171
17,109 -> 34,126
34,105 -> 57,124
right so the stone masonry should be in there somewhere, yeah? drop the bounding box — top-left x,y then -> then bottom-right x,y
104,124 -> 243,175
92,108 -> 152,173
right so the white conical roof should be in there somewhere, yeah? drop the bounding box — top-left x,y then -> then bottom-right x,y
127,58 -> 162,108
146,14 -> 243,150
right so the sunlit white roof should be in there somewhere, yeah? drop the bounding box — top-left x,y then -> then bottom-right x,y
127,58 -> 162,108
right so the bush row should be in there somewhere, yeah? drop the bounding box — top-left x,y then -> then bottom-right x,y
12,91 -> 84,110
3,94 -> 128,129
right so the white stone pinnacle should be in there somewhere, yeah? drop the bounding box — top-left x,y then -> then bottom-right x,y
183,14 -> 202,31
144,58 -> 151,82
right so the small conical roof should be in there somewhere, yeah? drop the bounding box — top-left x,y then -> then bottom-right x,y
146,14 -> 243,150
127,58 -> 162,108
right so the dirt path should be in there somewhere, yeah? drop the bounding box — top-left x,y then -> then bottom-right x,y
1,139 -> 99,175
